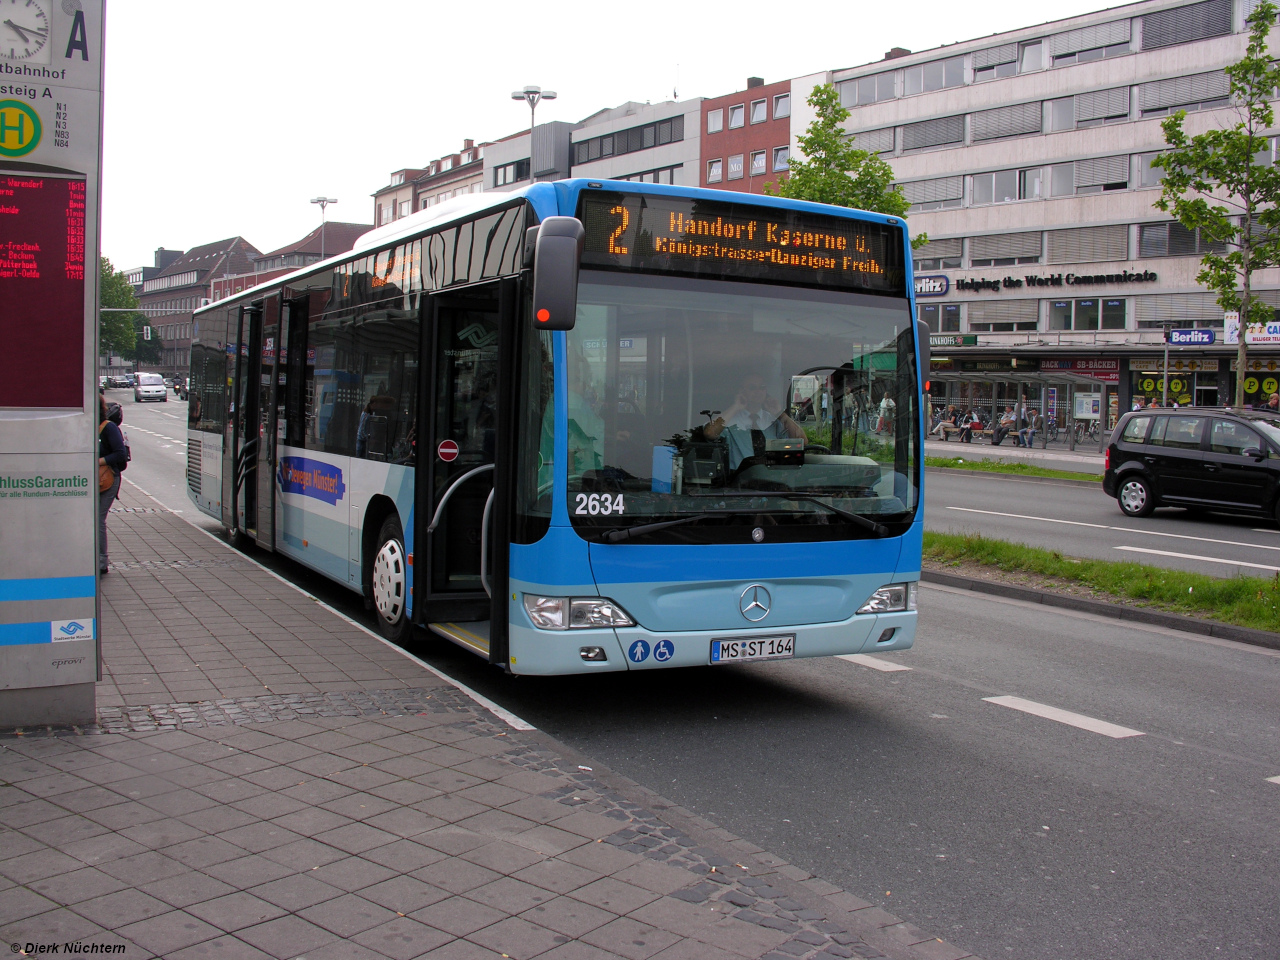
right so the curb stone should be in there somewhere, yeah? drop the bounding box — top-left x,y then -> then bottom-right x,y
922,569 -> 1280,651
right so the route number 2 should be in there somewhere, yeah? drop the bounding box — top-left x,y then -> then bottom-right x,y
576,493 -> 625,516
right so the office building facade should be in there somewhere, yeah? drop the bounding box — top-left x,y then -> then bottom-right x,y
788,0 -> 1278,410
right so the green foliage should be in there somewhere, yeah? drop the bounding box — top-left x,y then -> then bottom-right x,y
766,84 -> 925,248
923,531 -> 1280,632
924,456 -> 1102,482
98,257 -> 138,357
1154,0 -> 1280,403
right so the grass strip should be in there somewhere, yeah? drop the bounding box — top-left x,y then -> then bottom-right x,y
923,530 -> 1280,633
925,456 -> 1102,482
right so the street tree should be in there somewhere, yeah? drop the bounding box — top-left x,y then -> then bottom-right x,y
766,83 -> 925,247
1154,0 -> 1280,405
98,257 -> 138,359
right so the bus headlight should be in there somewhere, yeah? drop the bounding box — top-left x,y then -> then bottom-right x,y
857,582 -> 918,615
523,595 -> 636,630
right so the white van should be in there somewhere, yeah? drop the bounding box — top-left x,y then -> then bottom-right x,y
134,372 -> 168,403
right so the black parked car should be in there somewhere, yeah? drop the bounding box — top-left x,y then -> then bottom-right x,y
1104,408 -> 1280,519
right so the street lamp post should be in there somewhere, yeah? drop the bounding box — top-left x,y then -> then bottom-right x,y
310,197 -> 338,260
511,85 -> 556,180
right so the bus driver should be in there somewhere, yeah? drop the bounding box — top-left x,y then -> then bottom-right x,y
704,373 -> 805,469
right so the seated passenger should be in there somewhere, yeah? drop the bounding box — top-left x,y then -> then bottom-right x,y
704,373 -> 805,469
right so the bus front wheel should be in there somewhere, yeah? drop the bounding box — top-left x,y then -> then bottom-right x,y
371,514 -> 410,642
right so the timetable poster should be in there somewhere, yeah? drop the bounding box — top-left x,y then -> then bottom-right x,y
0,175 -> 86,407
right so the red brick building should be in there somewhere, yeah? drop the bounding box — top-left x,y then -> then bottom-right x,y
699,78 -> 793,194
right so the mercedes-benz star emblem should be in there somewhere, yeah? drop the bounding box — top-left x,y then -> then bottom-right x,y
739,584 -> 771,622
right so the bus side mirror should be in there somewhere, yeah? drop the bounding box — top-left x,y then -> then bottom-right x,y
531,217 -> 585,331
915,319 -> 930,369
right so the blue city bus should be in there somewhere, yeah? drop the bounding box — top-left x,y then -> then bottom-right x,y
187,180 -> 927,674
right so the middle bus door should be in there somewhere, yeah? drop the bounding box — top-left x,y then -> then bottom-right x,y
416,279 -> 517,665
254,295 -> 282,551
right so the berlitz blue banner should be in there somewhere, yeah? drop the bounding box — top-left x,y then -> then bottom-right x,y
278,457 -> 346,505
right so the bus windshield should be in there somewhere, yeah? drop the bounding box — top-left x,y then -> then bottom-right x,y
560,270 -> 918,542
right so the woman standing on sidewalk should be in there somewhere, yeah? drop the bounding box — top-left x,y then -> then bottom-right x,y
97,394 -> 126,574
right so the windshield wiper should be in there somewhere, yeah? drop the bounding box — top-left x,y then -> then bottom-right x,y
599,514 -> 712,543
730,491 -> 892,537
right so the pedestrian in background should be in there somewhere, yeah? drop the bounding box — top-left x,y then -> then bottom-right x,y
1268,392 -> 1279,411
97,394 -> 127,574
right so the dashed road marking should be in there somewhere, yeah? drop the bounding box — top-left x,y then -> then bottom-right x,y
983,695 -> 1145,738
947,507 -> 1280,553
1267,775 -> 1280,785
838,654 -> 912,672
1114,545 -> 1280,573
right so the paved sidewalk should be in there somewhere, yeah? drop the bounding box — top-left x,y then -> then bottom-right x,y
0,497 -> 983,960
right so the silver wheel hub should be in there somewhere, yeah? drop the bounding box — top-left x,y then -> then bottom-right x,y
372,538 -> 406,623
1120,480 -> 1147,513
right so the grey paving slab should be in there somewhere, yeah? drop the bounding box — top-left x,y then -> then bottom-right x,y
0,503 -> 985,960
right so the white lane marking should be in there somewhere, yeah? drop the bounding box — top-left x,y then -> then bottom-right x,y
1252,528 -> 1280,535
1114,545 -> 1280,573
983,695 -> 1145,739
838,654 -> 912,672
131,426 -> 184,443
120,477 -> 536,733
1267,775 -> 1280,785
947,507 -> 1280,554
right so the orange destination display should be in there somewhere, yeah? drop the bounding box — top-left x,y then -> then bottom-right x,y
0,174 -> 86,408
578,189 -> 906,295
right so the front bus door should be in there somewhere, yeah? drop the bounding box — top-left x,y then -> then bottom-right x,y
415,279 -> 518,666
233,304 -> 263,539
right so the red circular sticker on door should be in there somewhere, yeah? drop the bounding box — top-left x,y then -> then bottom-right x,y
437,440 -> 459,462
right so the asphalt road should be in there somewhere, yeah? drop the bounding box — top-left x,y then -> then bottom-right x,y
114,393 -> 1280,959
925,468 -> 1280,578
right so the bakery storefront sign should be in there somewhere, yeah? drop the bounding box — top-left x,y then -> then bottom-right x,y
1039,358 -> 1120,382
956,270 -> 1158,294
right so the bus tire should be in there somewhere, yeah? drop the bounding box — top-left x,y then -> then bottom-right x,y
371,514 -> 410,642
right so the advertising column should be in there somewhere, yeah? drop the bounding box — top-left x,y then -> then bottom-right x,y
0,2 -> 105,725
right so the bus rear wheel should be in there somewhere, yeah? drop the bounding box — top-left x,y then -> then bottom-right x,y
371,514 -> 410,642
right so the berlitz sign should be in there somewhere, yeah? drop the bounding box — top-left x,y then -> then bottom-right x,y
914,275 -> 949,297
956,270 -> 1159,293
1168,328 -> 1215,346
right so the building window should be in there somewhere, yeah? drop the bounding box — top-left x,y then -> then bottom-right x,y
398,200 -> 411,217
621,165 -> 680,184
839,71 -> 895,107
380,204 -> 393,225
390,172 -> 404,185
707,109 -> 723,134
494,159 -> 530,187
462,151 -> 473,163
707,159 -> 723,183
1049,298 -> 1127,331
750,151 -> 766,176
1139,222 -> 1226,257
904,56 -> 964,96
918,303 -> 961,333
1135,153 -> 1165,188
750,99 -> 767,124
971,170 -> 1018,205
772,146 -> 790,172
440,157 -> 453,171
1052,42 -> 1129,66
727,155 -> 744,180
773,93 -> 790,118
1019,41 -> 1043,72
728,104 -> 745,129
575,115 -> 685,164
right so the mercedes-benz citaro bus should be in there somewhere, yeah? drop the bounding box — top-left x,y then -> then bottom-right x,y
187,180 -> 927,675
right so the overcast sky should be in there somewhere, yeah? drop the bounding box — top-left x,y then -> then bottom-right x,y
101,0 -> 1112,270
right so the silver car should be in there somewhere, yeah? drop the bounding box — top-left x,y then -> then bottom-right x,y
134,372 -> 168,402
